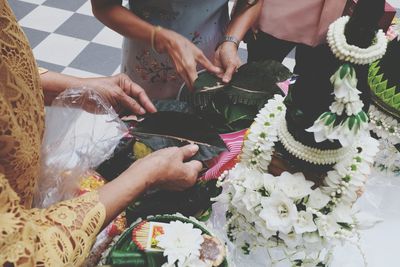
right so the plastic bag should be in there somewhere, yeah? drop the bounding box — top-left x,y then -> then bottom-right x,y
34,87 -> 128,208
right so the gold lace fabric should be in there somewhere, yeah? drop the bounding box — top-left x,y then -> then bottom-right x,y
0,1 -> 105,265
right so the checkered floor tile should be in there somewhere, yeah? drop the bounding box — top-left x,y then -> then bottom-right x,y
8,0 -> 400,78
8,0 -> 124,77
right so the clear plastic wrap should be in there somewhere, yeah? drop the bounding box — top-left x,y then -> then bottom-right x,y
34,87 -> 128,208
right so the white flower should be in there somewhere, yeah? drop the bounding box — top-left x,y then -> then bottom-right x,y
315,215 -> 340,238
308,188 -> 331,209
157,221 -> 204,267
276,172 -> 314,200
294,210 -> 318,234
242,190 -> 262,211
260,192 -> 298,234
330,101 -> 345,116
242,169 -> 264,191
306,117 -> 335,143
262,173 -> 277,193
280,231 -> 303,249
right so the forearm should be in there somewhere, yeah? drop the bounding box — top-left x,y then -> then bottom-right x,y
91,0 -> 154,46
41,71 -> 89,105
97,162 -> 152,225
225,0 -> 262,42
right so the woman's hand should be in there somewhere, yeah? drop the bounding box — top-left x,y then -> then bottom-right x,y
99,144 -> 202,224
81,73 -> 157,115
214,41 -> 242,83
155,29 -> 222,88
130,144 -> 203,191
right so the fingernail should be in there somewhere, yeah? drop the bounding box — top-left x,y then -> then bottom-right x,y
139,108 -> 145,114
190,144 -> 199,153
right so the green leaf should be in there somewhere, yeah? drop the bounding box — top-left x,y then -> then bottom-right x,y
133,111 -> 227,162
373,74 -> 384,84
391,92 -> 400,107
320,112 -> 331,120
153,99 -> 193,113
348,116 -> 356,130
358,111 -> 368,122
126,181 -> 221,224
225,104 -> 257,124
375,80 -> 388,94
193,71 -> 225,92
369,64 -> 380,77
340,64 -> 350,79
383,86 -> 396,102
325,113 -> 336,126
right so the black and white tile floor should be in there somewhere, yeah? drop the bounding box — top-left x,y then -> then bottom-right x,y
8,0 -> 400,78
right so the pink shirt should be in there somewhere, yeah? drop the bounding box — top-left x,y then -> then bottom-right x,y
258,0 -> 347,47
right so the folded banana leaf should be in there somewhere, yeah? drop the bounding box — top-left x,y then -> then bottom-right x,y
180,60 -> 291,108
132,111 -> 227,162
97,110 -> 227,180
152,99 -> 193,113
126,180 -> 221,225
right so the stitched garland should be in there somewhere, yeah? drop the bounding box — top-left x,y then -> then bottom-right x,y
327,16 -> 388,65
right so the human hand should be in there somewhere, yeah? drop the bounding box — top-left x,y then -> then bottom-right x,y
155,29 -> 222,88
80,73 -> 157,115
129,144 -> 203,191
214,41 -> 242,83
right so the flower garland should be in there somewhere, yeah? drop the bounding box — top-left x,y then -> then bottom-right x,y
306,64 -> 369,146
308,15 -> 388,146
369,104 -> 400,143
214,95 -> 380,266
369,104 -> 400,175
327,16 -> 388,65
279,116 -> 352,165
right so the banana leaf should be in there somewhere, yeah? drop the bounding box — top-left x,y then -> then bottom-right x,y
152,99 -> 193,113
126,180 -> 221,225
180,60 -> 291,108
133,111 -> 227,162
96,136 -> 136,181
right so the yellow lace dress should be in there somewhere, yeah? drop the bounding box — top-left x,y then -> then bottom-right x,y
0,1 -> 106,266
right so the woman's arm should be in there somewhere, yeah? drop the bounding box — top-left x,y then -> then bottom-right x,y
41,71 -> 156,114
0,145 -> 201,266
91,0 -> 221,88
214,0 -> 263,83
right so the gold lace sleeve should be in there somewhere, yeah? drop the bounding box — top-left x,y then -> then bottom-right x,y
0,173 -> 106,266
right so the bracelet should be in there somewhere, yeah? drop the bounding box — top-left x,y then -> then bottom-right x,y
223,35 -> 240,48
151,25 -> 163,54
